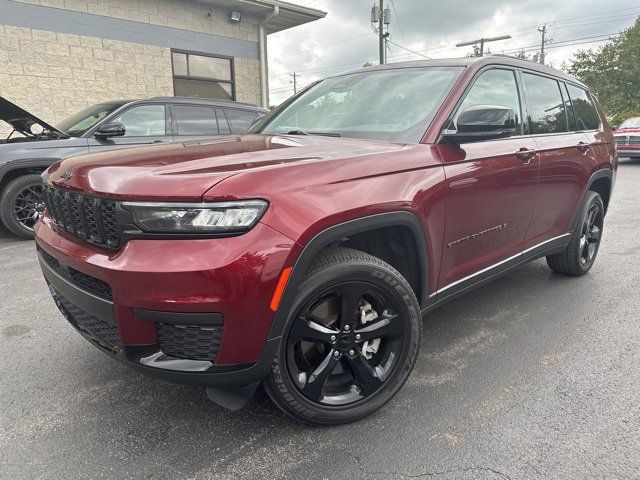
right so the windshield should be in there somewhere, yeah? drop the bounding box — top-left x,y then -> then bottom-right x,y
56,102 -> 126,137
619,117 -> 640,129
256,67 -> 463,143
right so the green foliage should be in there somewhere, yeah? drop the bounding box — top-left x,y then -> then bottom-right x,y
362,62 -> 374,68
466,44 -> 491,57
512,49 -> 529,60
565,18 -> 640,124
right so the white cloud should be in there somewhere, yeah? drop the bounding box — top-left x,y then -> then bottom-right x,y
267,0 -> 638,105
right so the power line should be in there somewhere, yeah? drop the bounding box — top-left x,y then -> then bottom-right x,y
386,39 -> 431,59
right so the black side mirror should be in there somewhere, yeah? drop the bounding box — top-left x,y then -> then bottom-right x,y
94,122 -> 126,139
442,105 -> 518,144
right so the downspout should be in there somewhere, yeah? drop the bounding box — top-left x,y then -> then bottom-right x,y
259,4 -> 279,108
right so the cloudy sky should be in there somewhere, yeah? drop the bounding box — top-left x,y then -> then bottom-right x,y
267,0 -> 639,105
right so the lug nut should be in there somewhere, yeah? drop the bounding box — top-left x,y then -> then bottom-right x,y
330,334 -> 337,342
344,325 -> 350,331
348,349 -> 355,356
333,350 -> 340,357
355,334 -> 361,340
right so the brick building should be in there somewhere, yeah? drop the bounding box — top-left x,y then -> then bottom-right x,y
0,0 -> 324,126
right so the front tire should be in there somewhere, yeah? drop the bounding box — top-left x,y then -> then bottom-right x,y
0,174 -> 45,239
546,191 -> 604,276
263,247 -> 422,425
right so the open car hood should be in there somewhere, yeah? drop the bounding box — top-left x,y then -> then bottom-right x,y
0,96 -> 68,138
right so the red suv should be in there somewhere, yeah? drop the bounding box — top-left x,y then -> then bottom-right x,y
35,56 -> 616,425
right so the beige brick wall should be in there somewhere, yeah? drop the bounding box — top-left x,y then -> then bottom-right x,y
234,57 -> 261,106
0,25 -> 173,132
16,0 -> 261,42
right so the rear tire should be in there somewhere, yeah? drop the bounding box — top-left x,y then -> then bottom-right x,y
546,191 -> 604,276
263,247 -> 421,425
0,174 -> 45,239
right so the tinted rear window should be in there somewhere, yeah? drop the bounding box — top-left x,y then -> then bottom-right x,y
566,84 -> 600,131
523,73 -> 568,134
173,105 -> 218,135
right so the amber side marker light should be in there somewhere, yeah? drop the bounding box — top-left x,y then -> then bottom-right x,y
270,267 -> 292,312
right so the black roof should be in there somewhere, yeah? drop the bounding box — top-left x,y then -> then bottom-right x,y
139,96 -> 268,111
341,55 -> 589,90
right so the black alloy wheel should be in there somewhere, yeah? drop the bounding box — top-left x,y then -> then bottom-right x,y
546,191 -> 605,276
0,173 -> 46,239
287,281 -> 405,406
578,201 -> 603,267
264,247 -> 421,425
13,183 -> 45,231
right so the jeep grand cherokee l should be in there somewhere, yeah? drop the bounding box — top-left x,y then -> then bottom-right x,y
0,96 -> 266,239
34,56 -> 616,425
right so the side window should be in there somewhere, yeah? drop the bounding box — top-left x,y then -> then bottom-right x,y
225,108 -> 259,134
566,84 -> 601,131
561,83 -> 577,131
215,108 -> 231,134
455,69 -> 523,134
111,105 -> 166,137
173,105 -> 218,135
522,73 -> 568,134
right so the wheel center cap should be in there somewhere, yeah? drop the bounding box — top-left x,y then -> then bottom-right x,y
338,333 -> 354,350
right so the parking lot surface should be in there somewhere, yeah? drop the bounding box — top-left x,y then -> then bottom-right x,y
1,160 -> 639,480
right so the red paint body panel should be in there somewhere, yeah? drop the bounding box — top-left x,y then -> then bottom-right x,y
35,217 -> 297,364
34,56 -> 617,387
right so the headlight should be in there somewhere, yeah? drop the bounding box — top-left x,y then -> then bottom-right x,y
122,200 -> 268,233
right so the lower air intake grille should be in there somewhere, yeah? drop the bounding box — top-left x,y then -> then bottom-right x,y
54,293 -> 122,351
157,323 -> 223,361
40,251 -> 113,300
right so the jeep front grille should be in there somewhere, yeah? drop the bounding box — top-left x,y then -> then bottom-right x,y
42,185 -> 121,249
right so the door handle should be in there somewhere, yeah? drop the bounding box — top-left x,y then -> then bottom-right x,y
576,142 -> 591,153
515,148 -> 538,162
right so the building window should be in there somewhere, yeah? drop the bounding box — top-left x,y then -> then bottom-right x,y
172,51 -> 235,101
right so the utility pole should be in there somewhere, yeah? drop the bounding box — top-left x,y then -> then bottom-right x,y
378,0 -> 384,65
371,2 -> 391,64
289,72 -> 301,94
538,24 -> 547,64
456,35 -> 511,56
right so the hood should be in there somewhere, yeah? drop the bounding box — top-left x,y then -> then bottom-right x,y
0,97 -> 68,139
44,134 -> 409,201
613,128 -> 640,136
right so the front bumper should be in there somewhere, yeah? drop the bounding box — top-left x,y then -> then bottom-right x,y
35,217 -> 298,387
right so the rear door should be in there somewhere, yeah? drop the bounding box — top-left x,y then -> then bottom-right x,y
88,103 -> 172,151
522,73 -> 598,247
436,67 -> 539,293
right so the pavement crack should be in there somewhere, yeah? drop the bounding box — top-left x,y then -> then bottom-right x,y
349,453 -> 512,479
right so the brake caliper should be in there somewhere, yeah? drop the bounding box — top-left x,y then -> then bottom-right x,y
359,301 -> 381,360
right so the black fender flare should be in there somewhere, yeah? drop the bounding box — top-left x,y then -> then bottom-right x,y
570,168 -> 613,232
0,158 -> 57,187
266,211 -> 430,342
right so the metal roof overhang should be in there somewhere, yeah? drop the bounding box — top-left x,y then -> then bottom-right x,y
195,0 -> 326,33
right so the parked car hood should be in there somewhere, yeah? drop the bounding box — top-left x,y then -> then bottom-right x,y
613,128 -> 640,136
44,134 -> 412,201
0,97 -> 68,140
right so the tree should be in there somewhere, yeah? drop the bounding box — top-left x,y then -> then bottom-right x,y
466,44 -> 491,57
565,17 -> 640,124
512,49 -> 529,60
362,62 -> 374,68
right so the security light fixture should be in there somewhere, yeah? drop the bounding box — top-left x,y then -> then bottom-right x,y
229,11 -> 242,23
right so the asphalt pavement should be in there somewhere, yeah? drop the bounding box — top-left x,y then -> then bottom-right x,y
1,159 -> 639,480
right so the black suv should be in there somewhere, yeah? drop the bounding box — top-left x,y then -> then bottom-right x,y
0,96 -> 267,238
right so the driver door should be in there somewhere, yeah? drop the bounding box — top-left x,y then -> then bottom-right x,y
88,103 -> 173,152
435,68 -> 539,294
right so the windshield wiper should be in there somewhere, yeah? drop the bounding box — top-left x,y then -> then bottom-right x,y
286,130 -> 342,137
